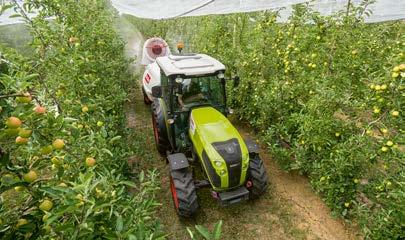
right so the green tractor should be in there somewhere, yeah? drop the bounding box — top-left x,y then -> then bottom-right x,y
141,42 -> 268,217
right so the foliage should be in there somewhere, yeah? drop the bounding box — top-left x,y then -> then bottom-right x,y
0,0 -> 163,239
187,220 -> 222,240
126,16 -> 169,41
130,1 -> 404,239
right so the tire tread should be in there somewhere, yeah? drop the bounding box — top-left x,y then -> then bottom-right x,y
248,155 -> 268,198
171,169 -> 199,217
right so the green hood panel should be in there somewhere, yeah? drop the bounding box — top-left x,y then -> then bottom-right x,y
191,107 -> 239,142
189,107 -> 249,190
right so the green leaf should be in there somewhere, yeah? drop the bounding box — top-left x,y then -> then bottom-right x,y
39,186 -> 75,197
128,234 -> 137,240
22,73 -> 39,81
115,213 -> 123,232
0,4 -> 13,14
63,117 -> 78,122
213,220 -> 223,240
0,225 -> 11,233
101,148 -> 113,157
151,233 -> 169,240
186,227 -> 195,239
109,135 -> 121,143
120,181 -> 136,187
136,223 -> 145,240
101,127 -> 108,138
46,205 -> 77,225
8,14 -> 21,18
195,225 -> 211,240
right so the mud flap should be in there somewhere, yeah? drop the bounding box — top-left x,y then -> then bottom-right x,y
245,139 -> 259,154
167,153 -> 189,171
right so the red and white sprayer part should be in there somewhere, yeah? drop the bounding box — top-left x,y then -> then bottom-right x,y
141,37 -> 171,66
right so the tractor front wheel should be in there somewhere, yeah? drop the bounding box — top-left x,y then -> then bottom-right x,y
170,168 -> 199,218
247,155 -> 268,199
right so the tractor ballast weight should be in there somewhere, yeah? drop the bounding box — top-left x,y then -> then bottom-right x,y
141,38 -> 268,217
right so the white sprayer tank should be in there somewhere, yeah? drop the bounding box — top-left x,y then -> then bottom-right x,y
141,37 -> 170,99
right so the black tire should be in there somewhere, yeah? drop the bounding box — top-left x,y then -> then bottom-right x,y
142,87 -> 152,105
247,155 -> 268,199
170,168 -> 199,218
151,99 -> 171,155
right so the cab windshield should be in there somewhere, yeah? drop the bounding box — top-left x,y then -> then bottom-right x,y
176,75 -> 224,110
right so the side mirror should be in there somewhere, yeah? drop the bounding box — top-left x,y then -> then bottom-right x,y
233,76 -> 240,88
151,86 -> 162,98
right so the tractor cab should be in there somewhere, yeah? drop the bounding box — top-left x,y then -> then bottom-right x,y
156,54 -> 227,112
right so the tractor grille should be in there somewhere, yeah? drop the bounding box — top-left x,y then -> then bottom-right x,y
202,150 -> 221,188
212,138 -> 242,188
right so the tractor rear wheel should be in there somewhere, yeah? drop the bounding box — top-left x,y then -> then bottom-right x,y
142,87 -> 152,105
151,99 -> 171,155
170,168 -> 199,218
247,155 -> 268,199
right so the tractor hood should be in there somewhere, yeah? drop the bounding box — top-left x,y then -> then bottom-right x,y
189,107 -> 249,190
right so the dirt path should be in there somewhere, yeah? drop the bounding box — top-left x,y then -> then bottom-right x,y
118,19 -> 361,240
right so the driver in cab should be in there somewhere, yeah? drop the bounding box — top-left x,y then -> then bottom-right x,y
177,78 -> 208,109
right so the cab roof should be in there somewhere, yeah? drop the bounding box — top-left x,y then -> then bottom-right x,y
156,53 -> 225,77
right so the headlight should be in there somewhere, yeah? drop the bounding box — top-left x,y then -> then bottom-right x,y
214,160 -> 223,167
220,169 -> 227,176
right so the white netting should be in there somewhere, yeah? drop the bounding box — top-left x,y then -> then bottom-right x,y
0,0 -> 37,26
110,0 -> 405,22
0,0 -> 404,25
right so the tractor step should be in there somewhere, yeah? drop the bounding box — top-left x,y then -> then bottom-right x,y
217,186 -> 249,206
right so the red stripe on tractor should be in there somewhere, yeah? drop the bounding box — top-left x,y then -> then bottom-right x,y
170,176 -> 179,209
